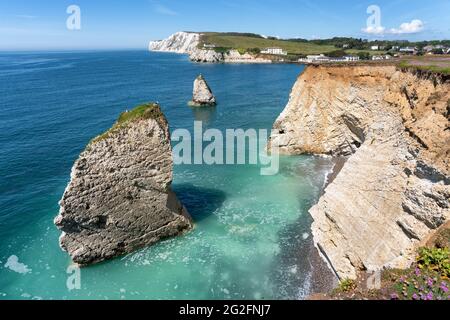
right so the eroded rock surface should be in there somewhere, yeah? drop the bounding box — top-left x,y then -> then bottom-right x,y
189,75 -> 217,106
55,103 -> 192,266
270,65 -> 450,279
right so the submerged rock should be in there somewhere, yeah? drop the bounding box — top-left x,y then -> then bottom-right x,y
54,103 -> 192,266
189,74 -> 217,107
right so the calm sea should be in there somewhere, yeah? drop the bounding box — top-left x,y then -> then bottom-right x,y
0,51 -> 333,300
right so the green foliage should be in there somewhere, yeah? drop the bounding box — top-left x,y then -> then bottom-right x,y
398,60 -> 450,75
237,48 -> 247,55
89,103 -> 164,146
200,33 -> 337,55
339,279 -> 356,292
213,47 -> 231,54
417,247 -> 450,278
200,33 -> 450,55
357,52 -> 371,60
327,50 -> 347,58
390,268 -> 449,300
247,47 -> 261,54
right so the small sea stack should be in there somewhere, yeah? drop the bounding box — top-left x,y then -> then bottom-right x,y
189,74 -> 217,107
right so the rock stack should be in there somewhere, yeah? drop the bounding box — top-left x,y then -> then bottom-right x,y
54,103 -> 192,266
189,74 -> 217,107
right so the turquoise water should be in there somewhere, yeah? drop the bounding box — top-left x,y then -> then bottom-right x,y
0,51 -> 333,300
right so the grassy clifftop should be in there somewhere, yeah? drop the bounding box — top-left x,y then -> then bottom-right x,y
399,56 -> 450,76
199,32 -> 385,56
200,32 -> 336,55
89,103 -> 167,146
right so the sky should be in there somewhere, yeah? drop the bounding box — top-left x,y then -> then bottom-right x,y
0,0 -> 449,50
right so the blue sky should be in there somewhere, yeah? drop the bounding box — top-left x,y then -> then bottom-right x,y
1,0 -> 449,50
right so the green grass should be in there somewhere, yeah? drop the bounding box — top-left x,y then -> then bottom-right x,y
89,103 -> 165,146
334,279 -> 357,294
201,33 -> 337,55
398,60 -> 450,75
200,33 -> 384,56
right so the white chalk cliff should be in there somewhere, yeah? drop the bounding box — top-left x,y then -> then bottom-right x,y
149,32 -> 271,64
149,31 -> 200,54
270,65 -> 450,279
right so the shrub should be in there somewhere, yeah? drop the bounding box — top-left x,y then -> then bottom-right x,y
339,279 -> 356,292
390,268 -> 449,300
417,247 -> 450,278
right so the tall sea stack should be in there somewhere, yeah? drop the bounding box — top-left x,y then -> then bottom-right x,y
54,103 -> 192,266
189,74 -> 217,107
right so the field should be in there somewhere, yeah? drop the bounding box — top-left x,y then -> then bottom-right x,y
399,55 -> 450,75
201,33 -> 343,55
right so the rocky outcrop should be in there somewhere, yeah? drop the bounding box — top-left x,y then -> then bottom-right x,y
150,32 -> 272,64
55,103 -> 192,266
270,65 -> 450,279
190,49 -> 272,64
189,49 -> 224,63
189,75 -> 216,106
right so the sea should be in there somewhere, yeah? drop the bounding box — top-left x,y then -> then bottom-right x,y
0,50 -> 334,300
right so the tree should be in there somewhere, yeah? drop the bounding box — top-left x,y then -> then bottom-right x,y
357,52 -> 371,60
327,50 -> 347,58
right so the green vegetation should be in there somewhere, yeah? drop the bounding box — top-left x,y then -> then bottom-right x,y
199,33 -> 450,57
357,52 -> 371,60
399,60 -> 450,76
389,267 -> 449,300
327,225 -> 450,300
326,50 -> 347,58
89,103 -> 165,146
417,247 -> 450,278
338,279 -> 357,293
388,248 -> 449,300
200,33 -> 337,55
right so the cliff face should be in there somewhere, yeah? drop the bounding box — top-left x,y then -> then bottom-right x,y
149,32 -> 200,54
55,104 -> 192,266
270,65 -> 450,279
150,32 -> 271,64
190,49 -> 272,64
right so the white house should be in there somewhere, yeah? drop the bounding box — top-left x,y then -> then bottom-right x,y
261,47 -> 287,55
371,45 -> 386,51
298,54 -> 359,63
372,55 -> 392,61
344,55 -> 360,61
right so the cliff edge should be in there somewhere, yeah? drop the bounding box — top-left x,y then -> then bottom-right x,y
55,103 -> 192,266
270,65 -> 450,279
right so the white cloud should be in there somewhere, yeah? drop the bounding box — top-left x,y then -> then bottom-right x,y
362,26 -> 386,35
389,19 -> 424,34
154,4 -> 178,16
362,19 -> 425,35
